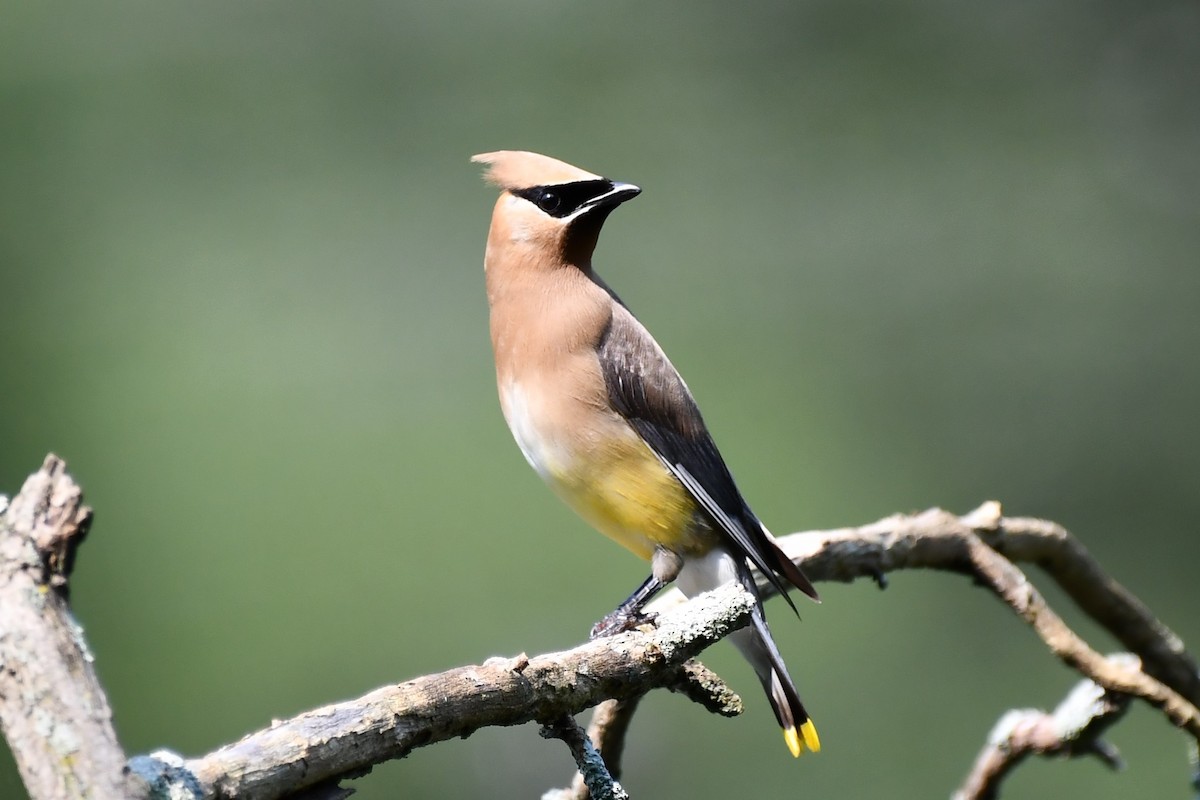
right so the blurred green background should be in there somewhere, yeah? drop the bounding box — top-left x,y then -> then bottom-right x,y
3,1 -> 1198,797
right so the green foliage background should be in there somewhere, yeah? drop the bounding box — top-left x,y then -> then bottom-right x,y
2,2 -> 1198,797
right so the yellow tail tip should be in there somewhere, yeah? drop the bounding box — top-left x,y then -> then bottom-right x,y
801,719 -> 821,753
783,720 -> 821,757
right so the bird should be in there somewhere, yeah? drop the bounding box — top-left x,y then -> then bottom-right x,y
473,150 -> 820,757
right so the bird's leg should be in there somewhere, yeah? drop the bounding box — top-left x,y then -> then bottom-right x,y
589,547 -> 682,639
589,574 -> 665,639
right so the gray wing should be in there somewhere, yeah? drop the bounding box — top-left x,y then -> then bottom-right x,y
597,303 -> 818,606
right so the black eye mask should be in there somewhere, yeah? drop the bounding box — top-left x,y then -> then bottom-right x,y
512,179 -> 616,218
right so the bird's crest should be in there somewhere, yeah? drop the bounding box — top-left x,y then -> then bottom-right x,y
472,151 -> 602,191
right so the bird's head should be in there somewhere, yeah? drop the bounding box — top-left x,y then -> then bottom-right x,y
473,151 -> 640,269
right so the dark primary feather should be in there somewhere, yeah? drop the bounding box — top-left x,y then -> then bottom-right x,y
597,303 -> 819,605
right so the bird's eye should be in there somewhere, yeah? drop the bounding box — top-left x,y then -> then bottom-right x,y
513,180 -> 616,218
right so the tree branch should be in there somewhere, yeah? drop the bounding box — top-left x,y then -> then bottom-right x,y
962,530 -> 1200,738
954,653 -> 1137,800
539,714 -> 630,800
548,699 -> 642,800
769,502 -> 1200,794
2,458 -> 1194,799
773,503 -> 1200,714
131,582 -> 757,800
545,661 -> 743,800
0,455 -> 134,800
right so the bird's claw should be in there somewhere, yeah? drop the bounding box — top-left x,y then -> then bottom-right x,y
589,609 -> 658,640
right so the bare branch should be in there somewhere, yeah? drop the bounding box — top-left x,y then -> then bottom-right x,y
662,660 -> 743,718
557,699 -> 642,800
550,661 -> 743,800
975,512 -> 1200,704
2,457 -> 1193,799
962,531 -> 1200,739
135,582 -> 757,800
954,654 -> 1137,800
771,504 -> 1200,717
0,455 -> 133,800
539,715 -> 629,800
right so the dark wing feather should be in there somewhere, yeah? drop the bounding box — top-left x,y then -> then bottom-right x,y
597,302 -> 819,605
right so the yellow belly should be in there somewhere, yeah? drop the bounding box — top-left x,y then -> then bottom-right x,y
548,435 -> 714,561
499,379 -> 715,560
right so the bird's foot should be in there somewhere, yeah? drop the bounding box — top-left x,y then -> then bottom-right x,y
589,608 -> 658,640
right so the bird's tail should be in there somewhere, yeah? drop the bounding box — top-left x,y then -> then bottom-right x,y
729,594 -> 820,757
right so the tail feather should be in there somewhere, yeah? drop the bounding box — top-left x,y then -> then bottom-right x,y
731,589 -> 819,757
768,535 -> 820,604
677,549 -> 819,758
755,516 -> 819,603
771,670 -> 820,756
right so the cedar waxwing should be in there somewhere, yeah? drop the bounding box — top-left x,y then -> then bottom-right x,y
474,150 -> 820,757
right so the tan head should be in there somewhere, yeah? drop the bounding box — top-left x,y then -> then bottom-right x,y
472,151 -> 640,272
